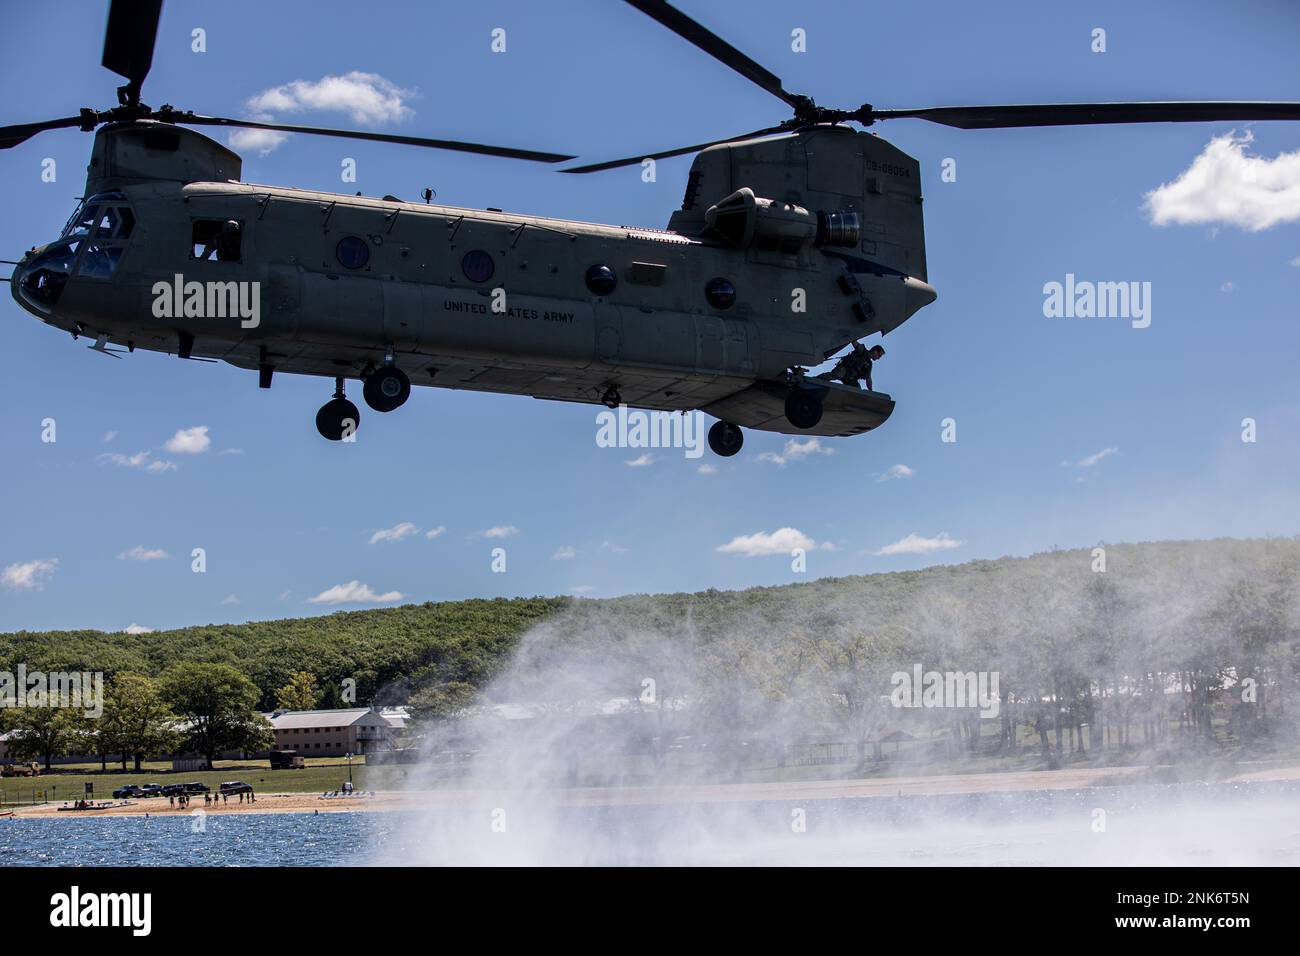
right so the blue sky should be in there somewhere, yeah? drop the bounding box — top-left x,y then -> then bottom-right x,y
2,0 -> 1298,632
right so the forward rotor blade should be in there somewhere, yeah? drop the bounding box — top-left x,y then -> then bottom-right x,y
623,0 -> 803,113
178,115 -> 575,163
560,124 -> 788,174
865,101 -> 1300,129
0,116 -> 85,150
102,0 -> 163,90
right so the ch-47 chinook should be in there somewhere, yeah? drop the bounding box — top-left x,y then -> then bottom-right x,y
6,1 -> 1299,454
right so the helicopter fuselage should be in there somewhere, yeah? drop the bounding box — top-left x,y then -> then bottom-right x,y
11,122 -> 937,441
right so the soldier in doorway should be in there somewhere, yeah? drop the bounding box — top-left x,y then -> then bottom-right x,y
822,342 -> 885,390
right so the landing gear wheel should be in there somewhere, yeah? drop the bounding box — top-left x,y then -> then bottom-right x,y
363,366 -> 411,412
785,389 -> 824,430
708,421 -> 744,457
316,398 -> 361,441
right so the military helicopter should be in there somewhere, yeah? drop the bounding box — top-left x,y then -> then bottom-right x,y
6,1 -> 1299,454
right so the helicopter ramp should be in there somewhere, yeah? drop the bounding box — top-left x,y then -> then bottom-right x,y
703,379 -> 895,437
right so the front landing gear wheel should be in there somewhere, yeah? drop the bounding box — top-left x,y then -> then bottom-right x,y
785,389 -> 824,430
316,398 -> 361,441
708,421 -> 744,457
363,366 -> 411,412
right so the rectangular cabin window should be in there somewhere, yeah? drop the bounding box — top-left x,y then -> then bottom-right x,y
191,218 -> 243,262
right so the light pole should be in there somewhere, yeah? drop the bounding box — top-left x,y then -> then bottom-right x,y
345,752 -> 353,785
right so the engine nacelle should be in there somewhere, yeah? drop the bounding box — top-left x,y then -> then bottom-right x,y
704,187 -> 861,251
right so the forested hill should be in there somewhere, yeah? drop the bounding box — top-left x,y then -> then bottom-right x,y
2,536 -> 1296,714
0,597 -> 570,711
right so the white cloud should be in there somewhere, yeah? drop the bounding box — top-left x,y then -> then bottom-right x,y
164,426 -> 211,455
307,580 -> 403,605
1291,254 -> 1300,268
481,525 -> 519,539
228,126 -> 290,157
1072,446 -> 1119,468
625,453 -> 655,467
219,448 -> 244,456
102,430 -> 118,443
716,527 -> 823,557
118,546 -> 170,561
874,532 -> 963,557
98,450 -> 177,473
552,545 -> 577,560
2,558 -> 58,590
221,594 -> 240,605
369,521 -> 420,545
122,623 -> 154,635
878,463 -> 915,482
600,540 -> 628,554
697,463 -> 717,475
758,437 -> 835,466
247,72 -> 414,125
569,585 -> 594,595
233,72 -> 416,155
1219,281 -> 1236,294
1144,131 -> 1300,232
424,525 -> 447,540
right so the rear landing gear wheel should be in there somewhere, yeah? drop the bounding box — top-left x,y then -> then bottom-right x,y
316,398 -> 361,441
316,377 -> 360,441
785,389 -> 824,430
363,366 -> 411,412
708,421 -> 744,457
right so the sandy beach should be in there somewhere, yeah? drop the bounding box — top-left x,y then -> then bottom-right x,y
9,760 -> 1300,819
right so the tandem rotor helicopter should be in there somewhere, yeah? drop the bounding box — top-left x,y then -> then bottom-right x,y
6,1 -> 1299,453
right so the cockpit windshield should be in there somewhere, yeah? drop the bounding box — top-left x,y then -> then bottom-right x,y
61,191 -> 135,243
17,192 -> 136,311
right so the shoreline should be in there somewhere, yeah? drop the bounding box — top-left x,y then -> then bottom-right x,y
8,761 -> 1300,819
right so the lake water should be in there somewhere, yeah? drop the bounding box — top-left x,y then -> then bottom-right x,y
3,779 -> 1298,866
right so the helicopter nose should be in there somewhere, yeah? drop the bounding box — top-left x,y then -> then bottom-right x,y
7,256 -> 29,303
10,242 -> 72,314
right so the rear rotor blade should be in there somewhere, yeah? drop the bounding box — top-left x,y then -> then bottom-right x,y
0,116 -> 85,150
623,0 -> 804,113
102,0 -> 163,92
178,115 -> 574,163
865,101 -> 1300,129
559,124 -> 789,174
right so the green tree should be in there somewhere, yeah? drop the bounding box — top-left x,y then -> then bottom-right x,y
275,671 -> 319,712
98,673 -> 180,771
159,662 -> 274,769
1,706 -> 81,770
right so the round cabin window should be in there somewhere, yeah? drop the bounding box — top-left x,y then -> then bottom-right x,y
461,250 -> 495,284
335,236 -> 370,270
585,264 -> 617,296
705,276 -> 736,310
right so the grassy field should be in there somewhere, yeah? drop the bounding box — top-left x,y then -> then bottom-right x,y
0,757 -> 392,805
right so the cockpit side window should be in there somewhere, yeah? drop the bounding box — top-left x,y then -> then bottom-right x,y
58,192 -> 134,280
191,218 -> 243,262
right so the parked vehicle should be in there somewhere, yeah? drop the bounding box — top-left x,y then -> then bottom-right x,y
112,785 -> 144,798
1,762 -> 40,777
181,782 -> 210,794
137,784 -> 163,797
218,781 -> 252,795
269,750 -> 305,770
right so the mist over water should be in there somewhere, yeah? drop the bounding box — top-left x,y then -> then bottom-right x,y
384,540 -> 1300,865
